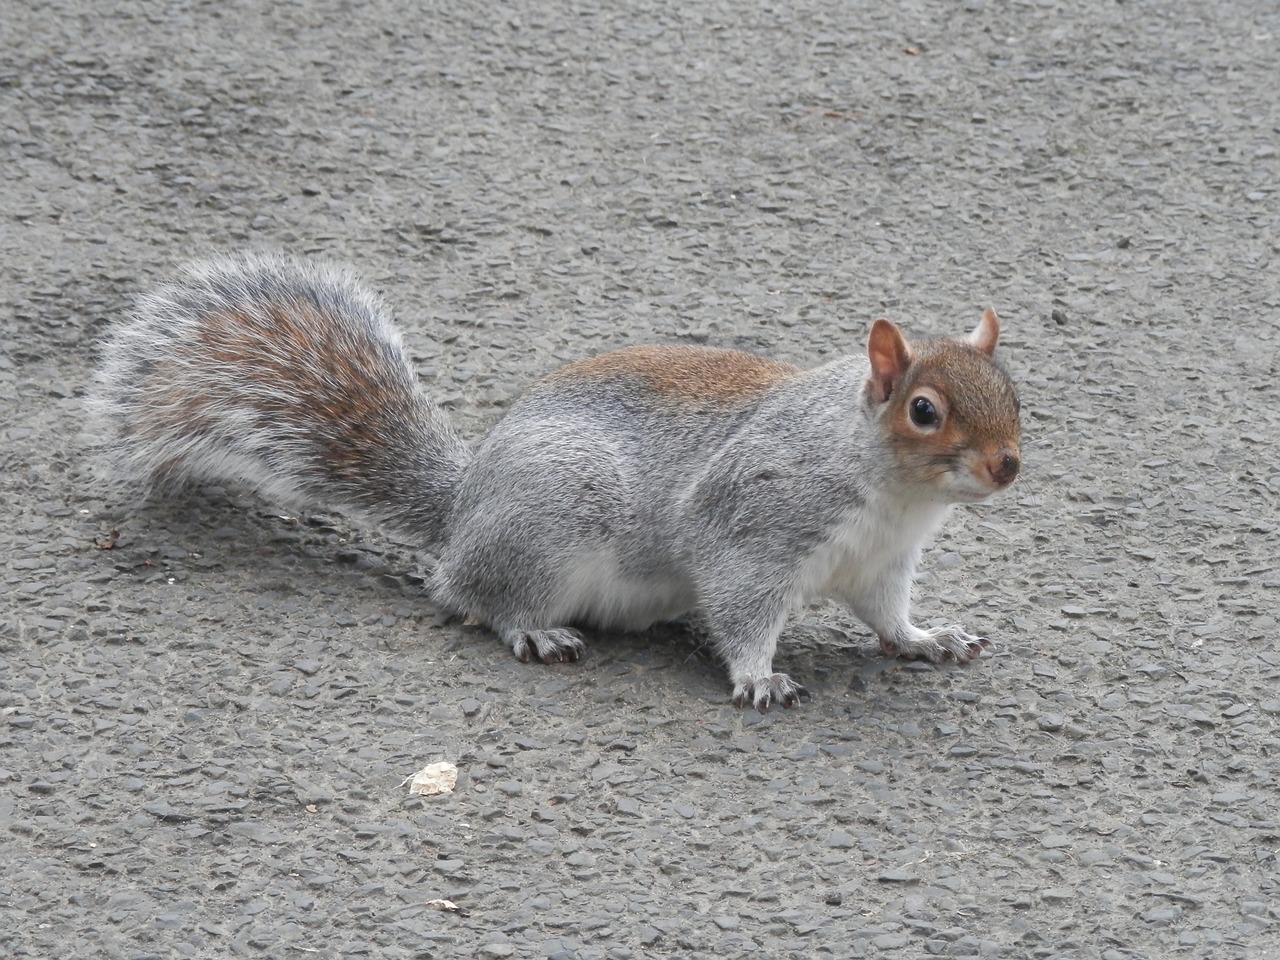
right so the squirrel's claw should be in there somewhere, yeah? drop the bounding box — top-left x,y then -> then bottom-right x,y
880,626 -> 990,664
733,674 -> 811,713
509,627 -> 587,665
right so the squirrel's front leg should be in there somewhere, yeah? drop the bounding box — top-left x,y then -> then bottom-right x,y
700,583 -> 810,712
846,563 -> 989,665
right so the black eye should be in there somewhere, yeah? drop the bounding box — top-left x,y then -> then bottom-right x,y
910,396 -> 939,426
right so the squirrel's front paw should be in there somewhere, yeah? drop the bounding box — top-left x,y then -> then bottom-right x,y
508,627 -> 587,665
732,673 -> 811,713
879,625 -> 990,664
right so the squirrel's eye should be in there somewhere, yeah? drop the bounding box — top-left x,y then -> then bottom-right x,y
910,396 -> 939,427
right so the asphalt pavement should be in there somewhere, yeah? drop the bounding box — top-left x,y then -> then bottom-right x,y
2,1 -> 1279,957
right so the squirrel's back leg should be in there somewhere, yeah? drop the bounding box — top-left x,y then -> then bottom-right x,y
431,428 -> 646,664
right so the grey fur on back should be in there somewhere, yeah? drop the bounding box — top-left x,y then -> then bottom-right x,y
430,362 -> 909,680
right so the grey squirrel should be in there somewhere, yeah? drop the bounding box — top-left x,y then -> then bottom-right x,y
89,253 -> 1022,711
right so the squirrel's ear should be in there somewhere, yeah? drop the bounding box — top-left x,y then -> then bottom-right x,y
968,307 -> 1000,356
867,318 -> 912,403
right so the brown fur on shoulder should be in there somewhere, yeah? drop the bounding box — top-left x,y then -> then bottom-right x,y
546,344 -> 799,405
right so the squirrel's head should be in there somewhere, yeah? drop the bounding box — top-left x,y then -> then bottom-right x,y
865,308 -> 1021,504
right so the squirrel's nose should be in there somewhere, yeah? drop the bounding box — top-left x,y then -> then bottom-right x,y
989,451 -> 1020,487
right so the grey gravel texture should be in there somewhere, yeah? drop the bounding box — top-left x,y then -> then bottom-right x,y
3,0 -> 1279,958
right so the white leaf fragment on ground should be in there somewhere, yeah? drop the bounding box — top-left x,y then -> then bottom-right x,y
405,761 -> 458,796
426,898 -> 460,912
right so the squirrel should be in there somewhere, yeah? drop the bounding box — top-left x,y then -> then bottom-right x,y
88,253 -> 1021,711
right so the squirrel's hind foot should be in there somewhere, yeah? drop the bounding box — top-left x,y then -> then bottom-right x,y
506,627 -> 588,665
879,625 -> 990,664
732,674 -> 811,713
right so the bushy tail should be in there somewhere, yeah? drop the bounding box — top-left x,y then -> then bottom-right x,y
87,253 -> 471,548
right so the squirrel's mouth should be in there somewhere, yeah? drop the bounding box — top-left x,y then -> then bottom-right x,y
951,457 -> 1019,503
950,478 -> 1012,504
